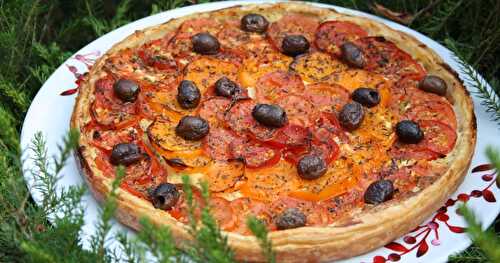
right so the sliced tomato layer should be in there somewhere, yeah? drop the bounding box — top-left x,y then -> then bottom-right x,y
390,120 -> 456,160
91,76 -> 138,129
314,20 -> 368,56
267,14 -> 319,51
210,197 -> 236,230
255,70 -> 305,102
205,161 -> 245,193
198,97 -> 231,127
304,83 -> 350,112
258,124 -> 310,149
290,52 -> 348,83
225,100 -> 276,139
216,19 -> 256,49
203,127 -> 243,161
184,57 -> 239,94
355,37 -> 426,80
230,139 -> 281,169
239,50 -> 292,87
148,117 -> 202,152
276,94 -> 316,127
229,198 -> 272,234
283,138 -> 339,166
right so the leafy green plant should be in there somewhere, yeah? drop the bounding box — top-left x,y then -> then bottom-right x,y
0,1 -> 499,262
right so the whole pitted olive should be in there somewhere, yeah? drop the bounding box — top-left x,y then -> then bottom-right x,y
214,77 -> 241,98
150,183 -> 180,210
352,87 -> 381,108
241,13 -> 269,33
191,32 -> 220,55
275,208 -> 307,230
177,80 -> 201,109
282,35 -> 310,57
364,179 -> 394,205
340,42 -> 366,68
419,75 -> 447,96
113,79 -> 140,102
396,120 -> 424,144
252,104 -> 288,128
175,116 -> 210,141
110,143 -> 144,166
339,102 -> 365,131
297,154 -> 327,180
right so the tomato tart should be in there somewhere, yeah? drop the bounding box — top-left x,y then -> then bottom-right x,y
71,3 -> 476,262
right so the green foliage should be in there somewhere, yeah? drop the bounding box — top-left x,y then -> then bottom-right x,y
182,177 -> 236,263
247,217 -> 276,263
458,204 -> 500,263
0,1 -> 499,262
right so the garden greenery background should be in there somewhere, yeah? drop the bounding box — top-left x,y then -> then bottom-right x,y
0,0 -> 499,262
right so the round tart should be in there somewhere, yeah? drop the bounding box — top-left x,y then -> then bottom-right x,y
71,3 -> 476,262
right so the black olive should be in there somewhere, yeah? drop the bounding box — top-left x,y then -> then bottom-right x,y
191,32 -> 220,55
352,87 -> 380,108
364,179 -> 394,205
297,154 -> 327,180
282,35 -> 310,57
241,13 -> 269,33
214,77 -> 241,98
339,102 -> 365,131
177,80 -> 201,109
175,116 -> 210,140
419,75 -> 447,96
275,208 -> 307,230
340,42 -> 366,68
110,143 -> 143,166
396,120 -> 424,144
113,79 -> 140,102
252,104 -> 287,128
150,183 -> 180,210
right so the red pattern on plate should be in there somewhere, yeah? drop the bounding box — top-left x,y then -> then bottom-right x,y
372,163 -> 497,262
60,51 -> 101,96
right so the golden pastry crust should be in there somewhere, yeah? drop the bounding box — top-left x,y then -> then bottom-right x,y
71,3 -> 476,262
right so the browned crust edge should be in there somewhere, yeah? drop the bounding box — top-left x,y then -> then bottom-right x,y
70,3 -> 477,262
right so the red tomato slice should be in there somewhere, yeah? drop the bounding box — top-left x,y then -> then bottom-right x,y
389,146 -> 442,161
310,112 -> 345,142
406,100 -> 457,130
230,139 -> 281,169
267,14 -> 319,51
255,71 -> 305,102
167,18 -> 221,59
355,37 -> 426,80
225,100 -> 276,139
198,97 -> 231,127
311,139 -> 340,165
283,138 -> 339,166
259,124 -> 310,149
304,83 -> 350,112
210,197 -> 236,230
314,20 -> 368,56
420,120 -> 457,155
203,128 -> 243,161
390,120 -> 456,160
216,19 -> 255,49
277,94 -> 316,127
91,76 -> 138,129
230,198 -> 272,235
90,127 -> 139,153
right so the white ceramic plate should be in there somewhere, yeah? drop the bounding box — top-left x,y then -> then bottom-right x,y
20,1 -> 500,262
